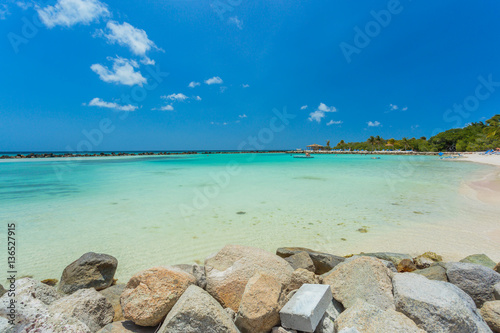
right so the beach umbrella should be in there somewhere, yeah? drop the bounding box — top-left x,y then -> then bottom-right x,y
438,152 -> 444,156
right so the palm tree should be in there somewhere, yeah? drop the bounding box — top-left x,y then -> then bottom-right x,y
367,136 -> 376,145
326,140 -> 330,147
387,138 -> 396,145
484,115 -> 500,139
401,137 -> 409,150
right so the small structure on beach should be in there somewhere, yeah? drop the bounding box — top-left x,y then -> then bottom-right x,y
307,144 -> 324,151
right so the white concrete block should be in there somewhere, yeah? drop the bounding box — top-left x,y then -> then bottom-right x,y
280,284 -> 333,332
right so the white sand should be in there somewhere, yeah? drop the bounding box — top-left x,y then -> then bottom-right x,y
458,153 -> 500,167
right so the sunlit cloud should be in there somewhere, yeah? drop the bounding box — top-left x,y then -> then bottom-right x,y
37,0 -> 109,28
91,56 -> 147,86
205,76 -> 223,85
87,97 -> 138,111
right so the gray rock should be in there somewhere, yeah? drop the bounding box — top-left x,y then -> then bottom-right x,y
359,252 -> 412,266
97,320 -> 158,333
460,254 -> 497,269
338,328 -> 361,333
285,251 -> 315,272
225,307 -> 236,321
446,262 -> 500,307
58,252 -> 118,294
480,301 -> 500,333
171,264 -> 207,289
276,247 -> 345,275
393,273 -> 491,332
99,284 -> 126,322
0,284 -> 6,298
157,285 -> 239,333
414,264 -> 448,281
334,299 -> 424,332
14,278 -> 63,305
50,288 -> 114,332
314,299 -> 344,333
494,282 -> 500,300
413,255 -> 435,269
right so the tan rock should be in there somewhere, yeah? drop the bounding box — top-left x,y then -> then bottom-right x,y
397,259 -> 417,273
480,301 -> 500,332
322,256 -> 395,310
284,251 -> 315,272
286,268 -> 319,293
120,267 -> 196,326
235,272 -> 284,333
334,299 -> 424,333
205,245 -> 293,311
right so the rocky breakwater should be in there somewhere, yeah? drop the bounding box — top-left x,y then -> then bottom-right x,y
1,246 -> 500,333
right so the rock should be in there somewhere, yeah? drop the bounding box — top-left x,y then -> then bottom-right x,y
205,245 -> 293,311
49,288 -> 114,332
413,256 -> 435,269
16,277 -> 63,305
97,320 -> 158,332
286,268 -> 319,293
225,307 -> 236,321
100,284 -> 126,321
494,282 -> 500,300
121,266 -> 196,326
314,300 -> 344,333
393,273 -> 491,332
480,301 -> 500,332
0,288 -> 92,333
157,285 -> 239,333
58,252 -> 118,294
276,247 -> 345,275
397,259 -> 417,273
322,256 -> 395,310
414,264 -> 448,281
0,284 -> 5,297
272,327 -> 297,333
171,264 -> 207,289
280,284 -> 332,332
41,278 -> 58,286
445,262 -> 500,307
358,252 -> 412,266
420,251 -> 443,262
495,262 -> 500,274
284,251 -> 315,272
334,299 -> 424,333
235,272 -> 284,333
460,254 -> 497,269
338,328 -> 361,333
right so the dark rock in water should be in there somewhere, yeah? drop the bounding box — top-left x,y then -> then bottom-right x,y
0,284 -> 5,297
357,227 -> 368,233
284,251 -> 315,272
460,254 -> 496,270
99,284 -> 126,322
97,321 -> 157,333
359,252 -> 412,266
277,247 -> 345,275
236,211 -> 247,215
58,252 -> 118,294
414,264 -> 448,282
41,279 -> 58,287
445,262 -> 500,308
397,259 -> 417,273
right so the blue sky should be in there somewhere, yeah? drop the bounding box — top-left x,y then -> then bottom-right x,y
1,0 -> 500,151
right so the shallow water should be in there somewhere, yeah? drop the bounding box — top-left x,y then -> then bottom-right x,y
0,154 -> 498,282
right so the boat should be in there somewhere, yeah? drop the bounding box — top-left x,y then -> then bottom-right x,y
371,157 -> 381,159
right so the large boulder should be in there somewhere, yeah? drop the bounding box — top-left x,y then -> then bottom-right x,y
414,264 -> 448,281
286,268 -> 319,293
314,300 -> 344,333
284,251 -> 315,272
495,282 -> 500,300
205,245 -> 293,311
358,252 -> 412,266
460,254 -> 497,269
480,301 -> 500,333
0,288 -> 91,333
393,273 -> 491,332
97,320 -> 158,332
100,284 -> 126,322
15,277 -> 63,305
276,247 -> 344,274
334,299 -> 424,333
445,262 -> 500,307
171,264 -> 207,289
157,285 -> 239,333
49,288 -> 114,332
322,256 -> 394,310
120,266 -> 196,326
58,252 -> 118,294
235,272 -> 283,333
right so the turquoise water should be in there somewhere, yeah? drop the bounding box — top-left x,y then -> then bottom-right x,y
0,154 -> 498,282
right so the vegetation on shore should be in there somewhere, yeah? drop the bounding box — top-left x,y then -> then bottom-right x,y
327,114 -> 500,152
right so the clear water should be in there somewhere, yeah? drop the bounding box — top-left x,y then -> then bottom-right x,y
0,154 -> 498,283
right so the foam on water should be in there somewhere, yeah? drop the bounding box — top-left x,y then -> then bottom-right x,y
0,154 -> 498,282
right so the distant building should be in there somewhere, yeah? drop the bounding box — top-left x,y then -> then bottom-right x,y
307,144 -> 324,151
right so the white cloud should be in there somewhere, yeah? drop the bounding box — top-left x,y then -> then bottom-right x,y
205,76 -> 223,85
153,105 -> 174,111
300,105 -> 308,110
327,120 -> 343,126
140,57 -> 155,66
386,104 -> 408,113
0,4 -> 9,19
402,106 -> 408,111
228,16 -> 243,30
195,96 -> 202,101
390,104 -> 398,111
91,56 -> 147,86
87,98 -> 138,111
163,93 -> 188,101
308,103 -> 337,123
367,121 -> 381,127
16,1 -> 33,10
239,114 -> 247,118
188,81 -> 200,88
37,0 -> 109,28
100,21 -> 158,57
242,84 -> 250,88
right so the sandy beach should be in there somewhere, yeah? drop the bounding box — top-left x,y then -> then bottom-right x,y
459,153 -> 500,167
